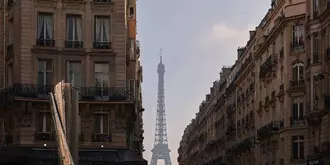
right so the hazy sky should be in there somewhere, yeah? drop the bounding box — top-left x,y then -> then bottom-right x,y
138,1 -> 270,164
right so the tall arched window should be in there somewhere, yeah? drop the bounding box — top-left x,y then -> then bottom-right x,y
292,62 -> 304,81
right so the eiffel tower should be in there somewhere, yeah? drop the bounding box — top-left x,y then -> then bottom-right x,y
150,50 -> 172,165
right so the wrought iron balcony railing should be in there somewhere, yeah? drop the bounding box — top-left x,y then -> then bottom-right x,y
257,120 -> 284,140
289,79 -> 305,88
290,41 -> 305,53
0,84 -> 134,106
290,116 -> 305,126
93,41 -> 111,49
36,39 -> 55,47
65,40 -> 84,48
259,54 -> 277,78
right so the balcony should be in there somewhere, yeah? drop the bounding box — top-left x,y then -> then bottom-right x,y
80,87 -> 133,101
92,133 -> 112,142
290,116 -> 305,126
6,43 -> 14,58
257,120 -> 284,141
35,132 -> 55,141
36,39 -> 55,47
0,84 -> 134,106
93,42 -> 111,49
290,41 -> 304,53
289,79 -> 305,91
232,137 -> 252,154
65,40 -> 84,48
259,54 -> 277,78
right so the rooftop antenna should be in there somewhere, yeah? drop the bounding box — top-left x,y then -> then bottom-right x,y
160,49 -> 162,63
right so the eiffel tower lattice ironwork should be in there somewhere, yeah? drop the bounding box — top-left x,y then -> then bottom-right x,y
150,50 -> 172,165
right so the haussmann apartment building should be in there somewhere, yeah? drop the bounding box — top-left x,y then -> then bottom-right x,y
0,0 -> 146,164
178,0 -> 330,165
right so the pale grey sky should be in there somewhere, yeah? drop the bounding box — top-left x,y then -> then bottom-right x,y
138,1 -> 270,165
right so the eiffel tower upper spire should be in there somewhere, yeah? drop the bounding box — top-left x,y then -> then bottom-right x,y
150,49 -> 172,165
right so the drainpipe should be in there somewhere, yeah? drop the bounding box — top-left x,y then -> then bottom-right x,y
2,0 -> 6,147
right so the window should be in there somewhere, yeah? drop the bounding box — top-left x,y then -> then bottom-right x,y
313,0 -> 319,13
7,19 -> 13,45
292,136 -> 304,160
37,13 -> 53,40
67,62 -> 82,87
313,36 -> 320,63
37,111 -> 52,133
94,16 -> 110,42
129,39 -> 135,59
292,25 -> 304,49
128,79 -> 135,97
38,60 -> 53,85
7,64 -> 13,86
66,15 -> 82,41
292,62 -> 304,81
94,63 -> 109,88
94,112 -> 109,134
292,97 -> 304,125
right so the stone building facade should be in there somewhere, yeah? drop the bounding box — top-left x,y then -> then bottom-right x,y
178,0 -> 330,165
0,0 -> 145,164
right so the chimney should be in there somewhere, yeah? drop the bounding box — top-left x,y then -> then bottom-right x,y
249,30 -> 256,39
206,94 -> 210,101
237,47 -> 245,59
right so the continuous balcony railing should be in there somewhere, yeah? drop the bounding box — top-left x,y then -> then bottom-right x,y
259,54 -> 277,78
232,137 -> 252,154
257,120 -> 284,140
0,84 -> 134,106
